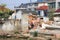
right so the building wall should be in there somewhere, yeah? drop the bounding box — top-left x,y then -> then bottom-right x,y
56,0 -> 60,10
37,0 -> 60,11
37,0 -> 56,2
47,0 -> 60,10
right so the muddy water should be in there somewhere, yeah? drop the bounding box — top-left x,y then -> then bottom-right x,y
0,38 -> 28,40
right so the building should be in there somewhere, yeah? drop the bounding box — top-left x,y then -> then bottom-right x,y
37,0 -> 60,11
15,0 -> 60,14
15,2 -> 48,17
15,3 -> 38,12
15,0 -> 60,17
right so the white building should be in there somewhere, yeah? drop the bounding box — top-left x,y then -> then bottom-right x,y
37,0 -> 60,10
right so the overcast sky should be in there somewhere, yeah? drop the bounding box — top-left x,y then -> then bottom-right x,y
0,0 -> 37,10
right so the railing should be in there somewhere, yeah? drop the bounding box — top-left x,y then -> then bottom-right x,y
27,5 -> 37,8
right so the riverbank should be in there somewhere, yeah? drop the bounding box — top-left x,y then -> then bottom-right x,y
0,29 -> 59,40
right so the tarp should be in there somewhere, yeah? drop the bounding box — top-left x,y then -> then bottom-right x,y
11,11 -> 22,20
55,8 -> 60,12
11,13 -> 16,19
36,5 -> 48,10
36,3 -> 48,10
2,21 -> 15,32
16,11 -> 22,20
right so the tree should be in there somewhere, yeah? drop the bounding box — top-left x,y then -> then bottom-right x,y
0,4 -> 13,19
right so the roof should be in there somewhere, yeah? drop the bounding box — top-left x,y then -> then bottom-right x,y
55,8 -> 60,12
18,2 -> 47,8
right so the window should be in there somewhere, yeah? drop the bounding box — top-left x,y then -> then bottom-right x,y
31,8 -> 35,11
52,2 -> 55,8
49,2 -> 55,9
29,8 -> 31,11
34,3 -> 38,6
58,2 -> 60,8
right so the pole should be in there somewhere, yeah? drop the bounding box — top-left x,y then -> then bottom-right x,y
14,9 -> 16,25
30,0 -> 31,3
56,0 -> 58,10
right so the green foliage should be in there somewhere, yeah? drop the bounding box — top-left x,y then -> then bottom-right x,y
48,10 -> 55,20
14,30 -> 20,34
33,31 -> 38,37
29,38 -> 33,40
0,4 -> 14,19
0,11 -> 13,19
48,13 -> 53,20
